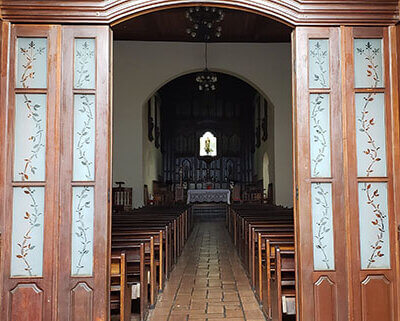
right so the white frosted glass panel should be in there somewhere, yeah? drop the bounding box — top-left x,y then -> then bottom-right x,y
310,94 -> 331,178
355,93 -> 386,177
71,186 -> 94,276
311,183 -> 335,270
16,38 -> 47,89
14,94 -> 47,182
73,94 -> 95,181
11,187 -> 45,277
354,39 -> 384,88
359,182 -> 390,269
74,38 -> 96,89
309,39 -> 329,89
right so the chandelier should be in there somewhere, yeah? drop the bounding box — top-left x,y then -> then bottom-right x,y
196,43 -> 217,91
185,6 -> 224,41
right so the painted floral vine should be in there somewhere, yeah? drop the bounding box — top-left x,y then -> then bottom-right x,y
309,41 -> 328,88
18,94 -> 45,182
19,40 -> 45,88
310,94 -> 328,177
16,187 -> 42,276
357,93 -> 382,177
75,41 -> 95,88
313,183 -> 332,270
74,187 -> 92,275
356,42 -> 387,268
356,41 -> 382,177
76,95 -> 94,180
362,183 -> 386,268
356,41 -> 381,88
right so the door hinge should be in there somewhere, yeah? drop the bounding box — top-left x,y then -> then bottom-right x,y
108,190 -> 110,203
398,225 -> 400,241
296,186 -> 299,200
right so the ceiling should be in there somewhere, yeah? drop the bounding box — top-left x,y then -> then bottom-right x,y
112,7 -> 292,42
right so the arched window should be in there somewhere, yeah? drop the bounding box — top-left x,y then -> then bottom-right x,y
199,131 -> 217,157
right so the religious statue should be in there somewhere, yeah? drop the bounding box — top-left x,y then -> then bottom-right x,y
204,137 -> 213,155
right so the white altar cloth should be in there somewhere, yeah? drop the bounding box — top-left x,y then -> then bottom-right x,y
187,189 -> 231,204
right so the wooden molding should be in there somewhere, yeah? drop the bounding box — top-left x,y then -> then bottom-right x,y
0,0 -> 398,26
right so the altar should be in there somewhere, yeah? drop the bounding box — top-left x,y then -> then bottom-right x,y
187,189 -> 231,204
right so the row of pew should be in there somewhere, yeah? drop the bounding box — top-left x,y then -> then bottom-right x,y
111,205 -> 193,321
227,204 -> 296,321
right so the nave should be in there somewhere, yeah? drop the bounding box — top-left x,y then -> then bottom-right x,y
148,221 -> 266,321
110,203 -> 295,321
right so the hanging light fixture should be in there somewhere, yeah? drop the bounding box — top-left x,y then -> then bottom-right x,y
196,43 -> 217,91
185,6 -> 224,41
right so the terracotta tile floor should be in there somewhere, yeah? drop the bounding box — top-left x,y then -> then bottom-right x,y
147,221 -> 266,321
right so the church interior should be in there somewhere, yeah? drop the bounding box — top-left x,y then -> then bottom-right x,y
111,6 -> 294,321
2,1 -> 400,320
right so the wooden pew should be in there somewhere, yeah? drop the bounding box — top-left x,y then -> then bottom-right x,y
262,239 -> 295,318
112,236 -> 157,307
111,205 -> 193,319
226,204 -> 296,321
113,230 -> 164,291
110,251 -> 131,321
256,235 -> 294,302
270,247 -> 296,321
111,243 -> 149,321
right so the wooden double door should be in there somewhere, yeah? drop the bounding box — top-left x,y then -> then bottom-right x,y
0,22 -> 400,321
0,24 -> 111,320
294,26 -> 400,321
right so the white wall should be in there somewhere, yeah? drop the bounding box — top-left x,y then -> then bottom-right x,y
113,41 -> 293,208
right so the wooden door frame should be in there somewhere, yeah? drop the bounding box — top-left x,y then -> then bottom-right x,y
0,0 -> 398,26
1,1 -> 400,321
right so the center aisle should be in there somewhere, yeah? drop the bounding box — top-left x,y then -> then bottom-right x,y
148,222 -> 267,321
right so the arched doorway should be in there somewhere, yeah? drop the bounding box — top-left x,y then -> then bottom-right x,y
1,2 -> 400,321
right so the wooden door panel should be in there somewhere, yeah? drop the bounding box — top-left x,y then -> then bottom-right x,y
313,276 -> 336,321
0,24 -> 60,321
342,26 -> 399,321
361,275 -> 392,321
10,283 -> 44,321
58,25 -> 111,321
294,27 -> 347,321
70,282 -> 94,321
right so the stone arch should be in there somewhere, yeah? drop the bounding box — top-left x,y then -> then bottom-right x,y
142,68 -> 274,114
